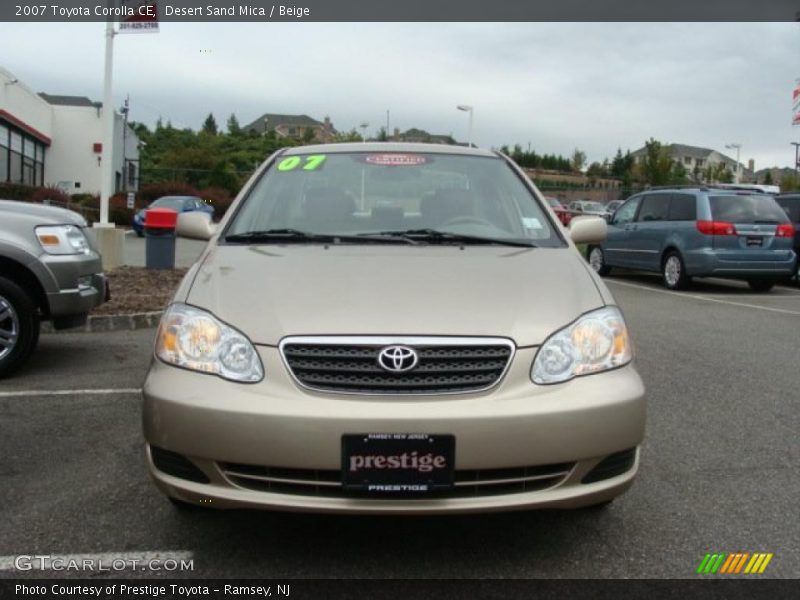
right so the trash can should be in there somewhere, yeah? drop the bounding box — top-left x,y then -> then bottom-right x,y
144,208 -> 178,270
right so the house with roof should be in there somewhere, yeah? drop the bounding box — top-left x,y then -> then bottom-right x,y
630,143 -> 752,182
0,66 -> 139,195
242,113 -> 337,143
390,127 -> 457,145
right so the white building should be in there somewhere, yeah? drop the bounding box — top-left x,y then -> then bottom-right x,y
0,66 -> 139,195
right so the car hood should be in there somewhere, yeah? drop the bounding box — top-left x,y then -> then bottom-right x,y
185,244 -> 606,347
0,199 -> 86,226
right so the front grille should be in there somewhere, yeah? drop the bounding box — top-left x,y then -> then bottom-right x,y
220,461 -> 574,499
281,336 -> 514,394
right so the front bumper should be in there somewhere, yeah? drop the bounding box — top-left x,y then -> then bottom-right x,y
142,347 -> 646,513
41,252 -> 107,320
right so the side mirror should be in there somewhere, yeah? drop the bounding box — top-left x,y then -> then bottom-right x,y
569,215 -> 607,244
176,211 -> 216,241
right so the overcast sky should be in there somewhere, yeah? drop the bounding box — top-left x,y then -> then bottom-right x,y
2,22 -> 799,169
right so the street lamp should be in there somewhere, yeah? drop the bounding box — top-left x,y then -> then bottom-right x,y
725,143 -> 741,183
359,122 -> 369,143
456,105 -> 473,147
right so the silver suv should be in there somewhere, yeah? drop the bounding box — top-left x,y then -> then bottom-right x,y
0,200 -> 107,377
587,187 -> 796,291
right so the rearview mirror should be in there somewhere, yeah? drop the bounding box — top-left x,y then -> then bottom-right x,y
176,211 -> 216,241
569,216 -> 607,245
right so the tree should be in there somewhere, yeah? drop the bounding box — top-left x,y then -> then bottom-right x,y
669,161 -> 688,185
202,113 -> 218,135
586,162 -> 606,179
780,174 -> 799,192
763,171 -> 773,185
571,148 -> 587,172
639,138 -> 674,185
226,114 -> 241,136
376,127 -> 388,142
302,127 -> 316,143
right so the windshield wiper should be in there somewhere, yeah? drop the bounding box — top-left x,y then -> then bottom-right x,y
364,229 -> 537,248
225,228 -> 420,245
225,228 -> 326,243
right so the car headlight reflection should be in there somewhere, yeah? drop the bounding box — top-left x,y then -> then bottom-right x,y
155,303 -> 264,383
531,306 -> 632,384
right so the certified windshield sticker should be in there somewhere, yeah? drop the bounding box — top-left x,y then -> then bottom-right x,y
522,217 -> 542,229
277,155 -> 327,172
364,153 -> 428,167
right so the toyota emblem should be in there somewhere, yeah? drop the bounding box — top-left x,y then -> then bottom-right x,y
377,345 -> 419,373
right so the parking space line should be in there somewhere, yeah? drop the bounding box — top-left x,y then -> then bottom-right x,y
0,551 -> 193,571
606,279 -> 800,316
0,388 -> 142,398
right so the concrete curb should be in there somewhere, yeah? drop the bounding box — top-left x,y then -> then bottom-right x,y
41,311 -> 163,334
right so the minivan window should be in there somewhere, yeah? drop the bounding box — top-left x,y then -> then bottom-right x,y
613,197 -> 640,224
668,193 -> 697,221
709,194 -> 790,224
637,194 -> 670,222
227,152 -> 563,246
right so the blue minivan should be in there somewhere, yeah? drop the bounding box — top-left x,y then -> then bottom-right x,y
586,187 -> 796,291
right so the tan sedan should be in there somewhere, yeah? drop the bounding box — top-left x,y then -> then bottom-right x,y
143,143 -> 645,513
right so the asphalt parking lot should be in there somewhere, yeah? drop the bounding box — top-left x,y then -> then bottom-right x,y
1,274 -> 798,579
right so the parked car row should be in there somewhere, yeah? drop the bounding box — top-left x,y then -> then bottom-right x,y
132,195 -> 214,236
545,198 -> 625,227
585,186 -> 797,292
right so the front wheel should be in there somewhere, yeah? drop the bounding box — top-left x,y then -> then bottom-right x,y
587,246 -> 611,276
662,251 -> 690,290
747,279 -> 776,293
0,277 -> 41,379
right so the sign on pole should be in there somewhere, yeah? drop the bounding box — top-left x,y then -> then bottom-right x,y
793,80 -> 800,126
127,192 -> 135,209
118,1 -> 159,34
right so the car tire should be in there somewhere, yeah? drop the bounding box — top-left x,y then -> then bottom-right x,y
662,251 -> 690,290
0,276 -> 41,379
587,246 -> 611,276
747,279 -> 776,293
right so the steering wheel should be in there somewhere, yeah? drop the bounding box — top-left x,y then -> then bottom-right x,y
440,216 -> 496,228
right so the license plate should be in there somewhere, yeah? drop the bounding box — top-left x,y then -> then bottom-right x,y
746,236 -> 763,247
341,433 -> 455,493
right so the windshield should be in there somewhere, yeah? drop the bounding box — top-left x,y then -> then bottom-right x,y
546,197 -> 561,208
709,194 -> 790,224
583,202 -> 604,212
225,151 -> 562,246
151,197 -> 189,210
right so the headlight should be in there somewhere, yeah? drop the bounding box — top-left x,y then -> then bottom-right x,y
531,306 -> 632,384
154,303 -> 264,383
36,225 -> 91,255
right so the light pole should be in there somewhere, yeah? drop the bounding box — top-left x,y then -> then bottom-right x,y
791,142 -> 800,178
456,105 -> 473,147
725,143 -> 741,183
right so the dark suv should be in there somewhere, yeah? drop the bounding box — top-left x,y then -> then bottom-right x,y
775,194 -> 800,282
586,187 -> 796,291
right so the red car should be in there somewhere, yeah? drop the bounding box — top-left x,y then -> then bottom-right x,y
546,196 -> 572,226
